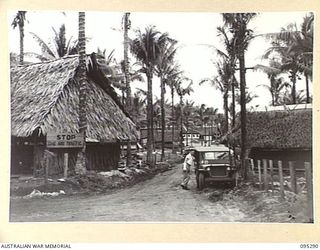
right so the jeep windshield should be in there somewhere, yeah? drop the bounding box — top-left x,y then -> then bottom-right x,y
202,151 -> 229,160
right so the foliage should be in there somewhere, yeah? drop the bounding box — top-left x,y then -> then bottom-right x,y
29,24 -> 78,61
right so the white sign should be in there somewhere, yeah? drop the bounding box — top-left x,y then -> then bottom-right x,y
47,132 -> 84,148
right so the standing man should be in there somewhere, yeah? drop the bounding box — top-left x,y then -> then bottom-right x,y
181,150 -> 195,190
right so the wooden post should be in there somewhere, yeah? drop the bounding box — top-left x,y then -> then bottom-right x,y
289,161 -> 297,194
257,160 -> 262,190
64,153 -> 69,179
45,155 -> 49,184
263,159 -> 268,191
269,160 -> 274,193
278,160 -> 285,200
304,162 -> 313,222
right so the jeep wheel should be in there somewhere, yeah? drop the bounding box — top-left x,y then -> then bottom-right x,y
198,173 -> 205,190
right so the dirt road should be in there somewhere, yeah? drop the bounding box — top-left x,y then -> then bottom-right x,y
10,163 -> 247,222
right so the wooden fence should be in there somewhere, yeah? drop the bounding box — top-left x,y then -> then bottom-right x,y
251,159 -> 313,222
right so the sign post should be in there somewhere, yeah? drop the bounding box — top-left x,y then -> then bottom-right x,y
47,132 -> 84,148
46,131 -> 84,179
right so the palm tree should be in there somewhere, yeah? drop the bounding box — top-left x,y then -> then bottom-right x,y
183,100 -> 195,146
199,58 -> 231,135
165,66 -> 182,152
75,11 -> 87,174
222,13 -> 257,180
122,12 -> 132,166
254,59 -> 288,106
155,40 -> 177,160
216,25 -> 238,129
176,79 -> 193,152
29,24 -> 78,61
263,12 -> 314,104
130,26 -> 170,165
203,107 -> 218,145
12,11 -> 27,65
123,12 -> 131,108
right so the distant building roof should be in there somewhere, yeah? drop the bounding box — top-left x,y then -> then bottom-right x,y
140,128 -> 180,142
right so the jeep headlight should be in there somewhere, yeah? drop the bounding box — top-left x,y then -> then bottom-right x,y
206,167 -> 211,171
227,167 -> 231,171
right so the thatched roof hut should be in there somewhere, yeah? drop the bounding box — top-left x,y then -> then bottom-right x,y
227,109 -> 312,149
11,53 -> 138,142
226,109 -> 312,163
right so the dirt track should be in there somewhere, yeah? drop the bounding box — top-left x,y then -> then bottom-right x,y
10,163 -> 247,222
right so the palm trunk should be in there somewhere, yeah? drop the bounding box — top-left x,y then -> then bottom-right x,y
231,76 -> 236,128
239,51 -> 247,180
75,11 -> 87,175
171,86 -> 175,153
160,76 -> 165,161
19,22 -> 24,65
305,72 -> 310,103
223,89 -> 229,134
123,12 -> 131,167
124,12 -> 131,107
180,96 -> 183,153
291,70 -> 297,104
146,70 -> 154,165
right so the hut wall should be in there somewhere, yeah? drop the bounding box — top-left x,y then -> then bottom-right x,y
249,148 -> 312,163
11,143 -> 34,175
86,143 -> 121,171
12,137 -> 121,176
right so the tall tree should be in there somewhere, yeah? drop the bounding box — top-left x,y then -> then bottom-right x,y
216,26 -> 238,129
155,40 -> 177,160
130,26 -> 170,165
176,79 -> 193,152
122,12 -> 132,167
263,12 -> 314,104
12,11 -> 27,65
165,66 -> 182,153
254,60 -> 288,106
29,24 -> 78,61
223,13 -> 257,180
199,58 -> 231,135
75,11 -> 87,174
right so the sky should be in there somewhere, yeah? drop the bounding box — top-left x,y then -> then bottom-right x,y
8,11 -> 311,113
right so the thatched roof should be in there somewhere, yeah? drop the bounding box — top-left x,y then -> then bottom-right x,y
11,54 -> 138,142
226,109 -> 312,149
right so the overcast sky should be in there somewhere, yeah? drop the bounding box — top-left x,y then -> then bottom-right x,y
8,11 -> 311,113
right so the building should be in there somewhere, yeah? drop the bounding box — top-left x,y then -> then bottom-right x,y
11,54 -> 138,176
226,106 -> 312,170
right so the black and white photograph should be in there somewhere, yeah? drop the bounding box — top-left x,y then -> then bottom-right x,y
8,10 -> 313,224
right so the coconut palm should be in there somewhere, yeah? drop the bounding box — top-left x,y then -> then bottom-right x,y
155,40 -> 177,160
199,58 -> 231,135
176,79 -> 193,152
216,25 -> 238,128
165,65 -> 183,152
263,12 -> 314,104
222,13 -> 257,180
203,107 -> 218,145
29,24 -> 78,61
12,11 -> 27,65
130,26 -> 171,165
254,59 -> 288,106
75,11 -> 87,174
123,12 -> 131,108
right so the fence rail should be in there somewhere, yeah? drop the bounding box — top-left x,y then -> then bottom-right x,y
252,159 -> 313,222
